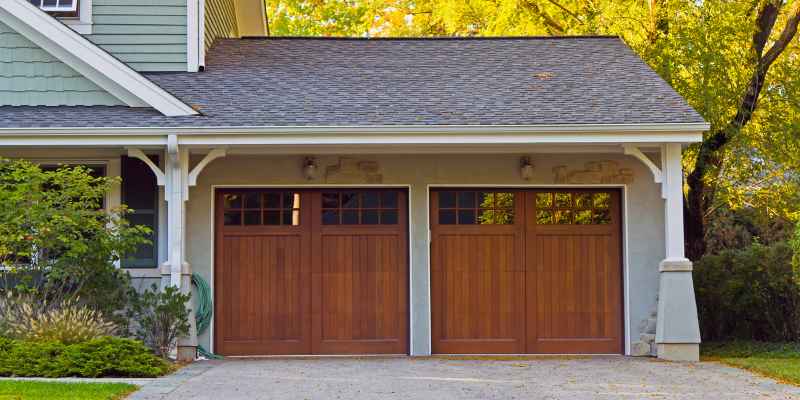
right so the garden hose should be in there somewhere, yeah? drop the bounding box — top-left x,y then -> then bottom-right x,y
191,273 -> 223,359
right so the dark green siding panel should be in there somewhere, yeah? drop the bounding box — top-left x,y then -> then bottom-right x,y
0,21 -> 122,106
86,0 -> 188,72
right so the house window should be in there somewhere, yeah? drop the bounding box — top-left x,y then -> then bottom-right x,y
27,0 -> 92,34
121,155 -> 160,268
28,0 -> 78,17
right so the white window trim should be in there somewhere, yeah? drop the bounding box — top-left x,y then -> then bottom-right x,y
60,0 -> 92,35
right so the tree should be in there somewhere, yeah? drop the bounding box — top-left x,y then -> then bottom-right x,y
264,0 -> 800,258
684,1 -> 800,259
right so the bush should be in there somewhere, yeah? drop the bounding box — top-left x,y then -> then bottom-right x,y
694,241 -> 800,341
2,295 -> 116,344
0,336 -> 170,378
128,284 -> 191,357
0,159 -> 149,324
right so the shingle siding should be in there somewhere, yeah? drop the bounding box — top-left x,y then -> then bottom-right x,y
205,0 -> 238,52
0,21 -> 122,106
86,0 -> 188,72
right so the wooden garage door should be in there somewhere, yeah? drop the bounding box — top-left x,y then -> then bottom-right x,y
215,189 -> 408,356
431,189 -> 622,354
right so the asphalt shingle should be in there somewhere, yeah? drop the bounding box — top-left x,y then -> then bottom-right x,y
0,37 -> 706,129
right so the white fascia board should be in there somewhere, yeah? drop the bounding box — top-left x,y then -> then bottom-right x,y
0,0 -> 198,116
0,122 -> 709,138
0,125 -> 705,147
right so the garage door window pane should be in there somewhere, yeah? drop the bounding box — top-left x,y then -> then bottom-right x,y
223,191 -> 301,226
535,191 -> 613,225
381,192 -> 399,208
323,210 -> 339,225
362,210 -> 379,224
362,192 -> 380,208
224,194 -> 242,209
381,210 -> 398,225
224,211 -> 242,225
439,191 -> 514,225
439,210 -> 456,225
536,193 -> 552,208
322,190 -> 401,225
439,191 -> 456,208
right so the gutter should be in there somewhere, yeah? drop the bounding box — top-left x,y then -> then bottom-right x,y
0,122 -> 711,136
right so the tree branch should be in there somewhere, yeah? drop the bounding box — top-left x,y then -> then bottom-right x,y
545,0 -> 582,23
523,1 -> 566,34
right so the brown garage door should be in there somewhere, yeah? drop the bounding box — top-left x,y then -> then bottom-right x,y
215,189 -> 408,356
431,189 -> 622,354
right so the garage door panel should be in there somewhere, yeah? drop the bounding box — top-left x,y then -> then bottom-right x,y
216,189 -> 407,356
217,233 -> 311,355
318,234 -> 402,342
431,190 -> 526,354
431,189 -> 622,355
437,234 -> 523,341
526,190 -> 622,354
315,232 -> 406,354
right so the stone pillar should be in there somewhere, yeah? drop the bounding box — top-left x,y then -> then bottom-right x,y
655,143 -> 701,361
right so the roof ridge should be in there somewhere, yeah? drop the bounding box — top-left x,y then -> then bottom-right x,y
239,35 -> 620,41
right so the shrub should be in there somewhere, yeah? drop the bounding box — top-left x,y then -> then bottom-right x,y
128,284 -> 191,357
0,336 -> 170,378
2,295 -> 116,344
0,159 -> 149,324
694,241 -> 800,341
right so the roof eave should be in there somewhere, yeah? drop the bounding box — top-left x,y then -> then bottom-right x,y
0,123 -> 709,145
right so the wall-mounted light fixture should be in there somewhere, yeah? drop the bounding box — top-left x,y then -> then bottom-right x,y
520,156 -> 534,180
303,157 -> 318,180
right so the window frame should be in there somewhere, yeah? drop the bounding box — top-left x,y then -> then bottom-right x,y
29,0 -> 93,34
120,155 -> 160,269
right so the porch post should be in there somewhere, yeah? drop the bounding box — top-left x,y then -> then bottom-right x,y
163,135 -> 198,361
655,143 -> 701,361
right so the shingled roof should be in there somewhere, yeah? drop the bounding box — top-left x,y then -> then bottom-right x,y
0,37 -> 706,130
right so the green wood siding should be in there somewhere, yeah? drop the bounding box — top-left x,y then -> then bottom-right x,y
205,0 -> 237,52
0,21 -> 122,106
86,0 -> 188,72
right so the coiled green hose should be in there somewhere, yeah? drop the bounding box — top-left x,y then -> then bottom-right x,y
191,273 -> 223,359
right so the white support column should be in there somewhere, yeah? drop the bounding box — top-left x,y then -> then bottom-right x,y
162,135 -> 198,361
655,143 -> 701,361
130,142 -> 226,362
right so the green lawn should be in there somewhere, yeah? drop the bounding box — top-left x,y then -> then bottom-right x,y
0,381 -> 136,400
702,342 -> 800,386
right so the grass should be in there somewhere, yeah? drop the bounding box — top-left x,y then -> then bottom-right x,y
702,342 -> 800,386
0,381 -> 137,400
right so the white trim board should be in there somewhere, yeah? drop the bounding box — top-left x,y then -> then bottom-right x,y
0,0 -> 197,116
0,132 -> 703,149
0,123 -> 709,137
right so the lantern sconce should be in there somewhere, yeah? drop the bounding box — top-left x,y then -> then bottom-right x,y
303,157 -> 318,181
520,156 -> 534,180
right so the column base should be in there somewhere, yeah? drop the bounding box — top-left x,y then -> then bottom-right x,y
176,346 -> 197,362
657,343 -> 699,362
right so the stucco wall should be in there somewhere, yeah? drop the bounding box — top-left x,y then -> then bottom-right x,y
186,153 -> 666,355
0,148 -> 666,355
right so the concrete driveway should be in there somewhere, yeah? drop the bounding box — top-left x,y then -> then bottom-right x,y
128,356 -> 800,400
